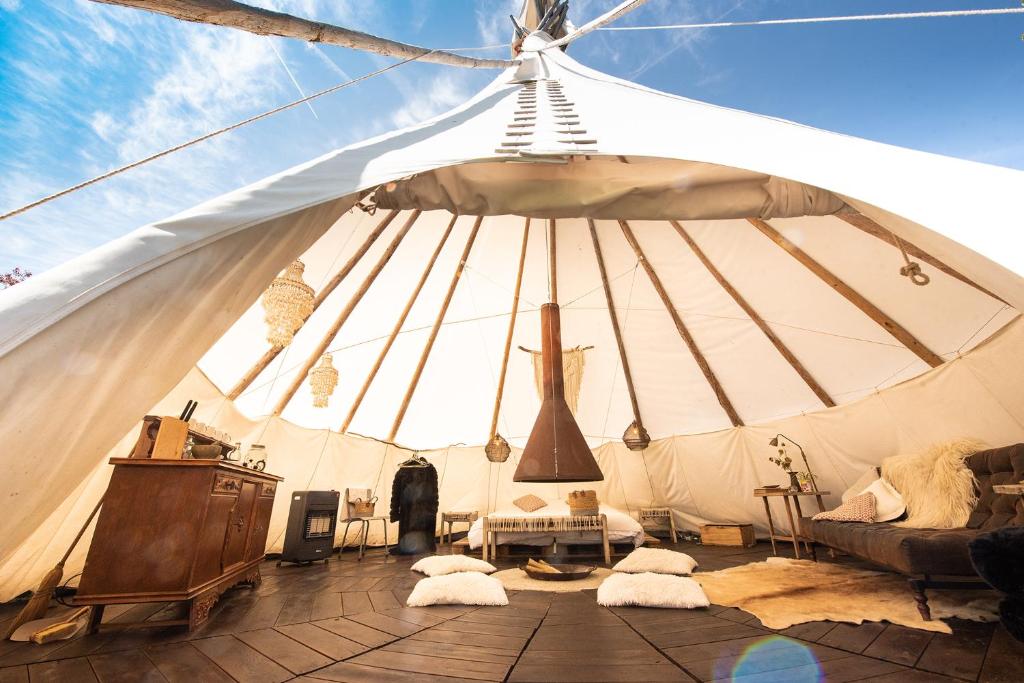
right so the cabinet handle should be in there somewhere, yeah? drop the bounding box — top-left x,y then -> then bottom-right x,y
234,517 -> 245,530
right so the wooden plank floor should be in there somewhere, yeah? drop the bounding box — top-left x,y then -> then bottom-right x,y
1,541 -> 1020,682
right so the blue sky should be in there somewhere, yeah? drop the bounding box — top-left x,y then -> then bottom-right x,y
1,0 -> 1022,274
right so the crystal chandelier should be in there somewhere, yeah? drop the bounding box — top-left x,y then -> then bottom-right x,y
310,354 -> 339,408
262,260 -> 314,347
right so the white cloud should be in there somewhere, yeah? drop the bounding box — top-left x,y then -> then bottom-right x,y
0,0 -> 22,11
476,0 -> 520,46
89,111 -> 116,142
389,72 -> 473,129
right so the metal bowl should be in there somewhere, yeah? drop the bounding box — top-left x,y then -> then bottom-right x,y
521,563 -> 597,581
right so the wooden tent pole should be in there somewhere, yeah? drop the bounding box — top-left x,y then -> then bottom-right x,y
91,0 -> 512,69
619,220 -> 743,427
836,212 -> 1007,304
546,219 -> 558,305
227,209 -> 398,400
341,215 -> 458,433
388,217 -> 483,441
588,220 -> 646,430
489,218 -> 531,439
271,210 -> 420,415
671,220 -> 837,408
748,218 -> 943,368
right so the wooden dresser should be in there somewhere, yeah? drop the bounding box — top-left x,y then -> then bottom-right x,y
74,458 -> 282,631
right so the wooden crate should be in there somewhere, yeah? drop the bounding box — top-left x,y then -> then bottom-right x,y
700,523 -> 755,548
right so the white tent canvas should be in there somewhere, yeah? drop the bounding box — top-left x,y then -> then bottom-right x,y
1,33 -> 1022,601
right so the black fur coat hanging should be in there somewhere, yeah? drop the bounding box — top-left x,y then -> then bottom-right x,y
389,462 -> 439,555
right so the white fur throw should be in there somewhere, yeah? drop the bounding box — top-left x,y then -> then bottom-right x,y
882,439 -> 981,529
406,572 -> 508,607
612,547 -> 698,575
411,555 -> 496,577
597,572 -> 710,609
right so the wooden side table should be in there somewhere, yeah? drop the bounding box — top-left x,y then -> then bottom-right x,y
753,488 -> 829,559
639,507 -> 678,543
440,511 -> 479,550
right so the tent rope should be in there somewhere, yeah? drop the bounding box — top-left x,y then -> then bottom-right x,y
597,7 -> 1024,32
0,53 -> 430,222
892,233 -> 931,286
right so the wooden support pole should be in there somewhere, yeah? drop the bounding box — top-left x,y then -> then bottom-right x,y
91,0 -> 512,69
341,215 -> 458,433
388,216 -> 482,441
671,220 -> 837,408
749,218 -> 943,368
227,209 -> 398,400
618,220 -> 743,427
835,212 -> 1007,304
547,218 -> 558,305
588,219 -> 646,430
271,210 -> 420,415
489,218 -> 531,439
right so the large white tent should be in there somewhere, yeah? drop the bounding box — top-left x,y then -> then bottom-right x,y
1,30 -> 1022,601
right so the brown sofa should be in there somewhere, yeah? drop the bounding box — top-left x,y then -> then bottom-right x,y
800,443 -> 1024,620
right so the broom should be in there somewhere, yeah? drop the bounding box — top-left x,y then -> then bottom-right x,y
4,496 -> 104,640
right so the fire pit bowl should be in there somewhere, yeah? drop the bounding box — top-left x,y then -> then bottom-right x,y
521,563 -> 596,581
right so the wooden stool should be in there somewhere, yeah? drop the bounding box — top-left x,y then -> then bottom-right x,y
639,507 -> 678,543
440,511 -> 478,550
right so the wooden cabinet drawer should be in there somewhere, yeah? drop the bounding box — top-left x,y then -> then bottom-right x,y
213,473 -> 243,496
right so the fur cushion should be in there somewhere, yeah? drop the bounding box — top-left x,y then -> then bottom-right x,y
513,494 -> 548,512
882,439 -> 981,528
406,572 -> 508,607
813,492 -> 876,522
861,478 -> 906,522
612,547 -> 698,575
842,467 -> 880,503
969,526 -> 1024,594
411,555 -> 496,577
597,572 -> 710,609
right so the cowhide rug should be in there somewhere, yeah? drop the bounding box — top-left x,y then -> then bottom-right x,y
696,557 -> 998,634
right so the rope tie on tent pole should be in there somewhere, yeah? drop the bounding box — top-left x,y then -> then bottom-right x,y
892,233 -> 931,286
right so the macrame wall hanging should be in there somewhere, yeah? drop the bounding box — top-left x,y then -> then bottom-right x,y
520,344 -> 592,414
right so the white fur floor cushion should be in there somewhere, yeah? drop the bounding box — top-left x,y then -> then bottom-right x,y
597,572 -> 710,609
411,555 -> 497,577
406,572 -> 508,607
612,547 -> 698,575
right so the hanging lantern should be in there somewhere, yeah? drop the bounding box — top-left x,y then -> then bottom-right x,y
309,354 -> 338,408
485,433 -> 511,463
622,421 -> 651,451
262,260 -> 314,347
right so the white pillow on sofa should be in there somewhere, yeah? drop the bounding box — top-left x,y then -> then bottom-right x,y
406,572 -> 508,607
597,572 -> 709,608
411,555 -> 496,576
861,477 -> 906,522
841,467 -> 880,503
612,547 -> 697,575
